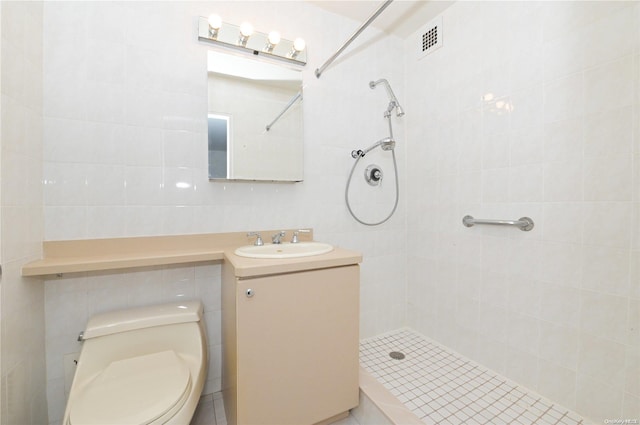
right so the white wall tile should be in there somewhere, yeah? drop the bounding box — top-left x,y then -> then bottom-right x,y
575,373 -> 623,422
538,321 -> 579,371
584,106 -> 634,157
543,73 -> 584,124
537,359 -> 576,410
582,202 -> 633,248
585,55 -> 634,117
543,160 -> 583,202
578,332 -> 626,384
1,2 -> 47,423
581,246 -> 630,296
579,290 -> 629,344
543,117 -> 583,163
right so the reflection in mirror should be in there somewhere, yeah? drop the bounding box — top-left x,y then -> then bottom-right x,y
208,114 -> 230,179
207,51 -> 304,182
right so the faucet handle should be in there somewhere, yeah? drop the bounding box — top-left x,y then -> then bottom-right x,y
291,229 -> 311,243
247,232 -> 264,246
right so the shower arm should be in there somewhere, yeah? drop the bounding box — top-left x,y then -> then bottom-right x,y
370,78 -> 404,118
315,0 -> 393,79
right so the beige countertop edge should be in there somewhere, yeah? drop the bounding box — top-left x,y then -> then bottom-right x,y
21,251 -> 226,277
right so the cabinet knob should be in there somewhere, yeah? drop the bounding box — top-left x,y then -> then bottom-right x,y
246,289 -> 254,298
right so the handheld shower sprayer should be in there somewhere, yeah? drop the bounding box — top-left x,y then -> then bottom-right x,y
370,79 -> 405,117
351,137 -> 395,158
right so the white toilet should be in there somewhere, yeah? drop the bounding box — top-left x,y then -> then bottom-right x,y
63,300 -> 208,425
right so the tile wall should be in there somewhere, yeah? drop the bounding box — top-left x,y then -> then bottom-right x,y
0,1 -> 48,424
404,2 -> 639,423
41,2 -> 406,423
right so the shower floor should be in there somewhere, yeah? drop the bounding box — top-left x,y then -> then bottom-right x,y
360,329 -> 590,425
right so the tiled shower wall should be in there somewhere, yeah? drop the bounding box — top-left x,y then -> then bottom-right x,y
0,1 -> 47,424
405,1 -> 639,423
41,2 -> 406,423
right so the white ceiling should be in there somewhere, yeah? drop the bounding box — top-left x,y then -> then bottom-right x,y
305,0 -> 453,39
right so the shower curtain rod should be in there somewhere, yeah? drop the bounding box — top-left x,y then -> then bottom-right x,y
315,0 -> 394,79
265,91 -> 302,131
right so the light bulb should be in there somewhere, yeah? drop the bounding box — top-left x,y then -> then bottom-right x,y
293,37 -> 306,52
208,14 -> 222,30
239,22 -> 253,37
268,31 -> 281,46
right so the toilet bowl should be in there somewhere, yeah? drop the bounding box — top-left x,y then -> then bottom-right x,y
63,300 -> 208,425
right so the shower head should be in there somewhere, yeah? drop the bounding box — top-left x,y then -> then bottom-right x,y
370,78 -> 405,117
381,138 -> 396,151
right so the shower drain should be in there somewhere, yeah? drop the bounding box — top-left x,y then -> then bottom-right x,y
389,351 -> 405,360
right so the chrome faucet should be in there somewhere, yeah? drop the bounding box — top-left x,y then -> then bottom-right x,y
247,232 -> 264,246
271,231 -> 286,244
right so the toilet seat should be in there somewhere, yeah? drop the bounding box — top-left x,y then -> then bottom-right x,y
69,350 -> 192,425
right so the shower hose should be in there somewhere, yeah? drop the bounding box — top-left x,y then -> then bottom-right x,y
345,149 -> 399,226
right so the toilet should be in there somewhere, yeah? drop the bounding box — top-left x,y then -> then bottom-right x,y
63,300 -> 208,425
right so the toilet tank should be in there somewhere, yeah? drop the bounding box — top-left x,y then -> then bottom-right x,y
77,301 -> 207,377
83,300 -> 204,339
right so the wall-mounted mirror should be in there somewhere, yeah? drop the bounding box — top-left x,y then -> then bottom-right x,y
207,51 -> 304,182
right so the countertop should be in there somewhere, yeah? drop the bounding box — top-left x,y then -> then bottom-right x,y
21,229 -> 362,278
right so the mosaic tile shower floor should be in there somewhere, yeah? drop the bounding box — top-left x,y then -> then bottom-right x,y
360,329 -> 590,425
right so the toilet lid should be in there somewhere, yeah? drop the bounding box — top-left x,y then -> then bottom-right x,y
69,350 -> 192,425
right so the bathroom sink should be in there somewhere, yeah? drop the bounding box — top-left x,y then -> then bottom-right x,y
234,242 -> 333,259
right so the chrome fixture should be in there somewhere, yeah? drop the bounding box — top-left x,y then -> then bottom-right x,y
351,137 -> 395,158
271,231 -> 286,244
266,91 -> 303,131
237,22 -> 253,47
345,78 -> 403,226
291,229 -> 311,244
288,38 -> 306,59
315,0 -> 393,78
370,79 -> 405,117
198,15 -> 307,65
247,232 -> 264,246
364,164 -> 384,186
208,14 -> 222,39
264,31 -> 280,53
462,215 -> 535,231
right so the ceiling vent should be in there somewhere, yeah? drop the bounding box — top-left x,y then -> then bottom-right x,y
417,16 -> 443,60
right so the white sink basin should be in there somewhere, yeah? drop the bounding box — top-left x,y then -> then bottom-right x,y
234,242 -> 334,259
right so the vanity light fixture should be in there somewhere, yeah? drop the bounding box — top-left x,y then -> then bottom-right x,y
289,37 -> 306,59
208,14 -> 222,39
264,31 -> 281,53
198,14 -> 307,65
238,22 -> 253,46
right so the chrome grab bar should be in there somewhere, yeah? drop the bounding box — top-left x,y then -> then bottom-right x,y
462,215 -> 534,231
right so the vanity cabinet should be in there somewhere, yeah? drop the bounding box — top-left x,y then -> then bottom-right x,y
222,263 -> 360,425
